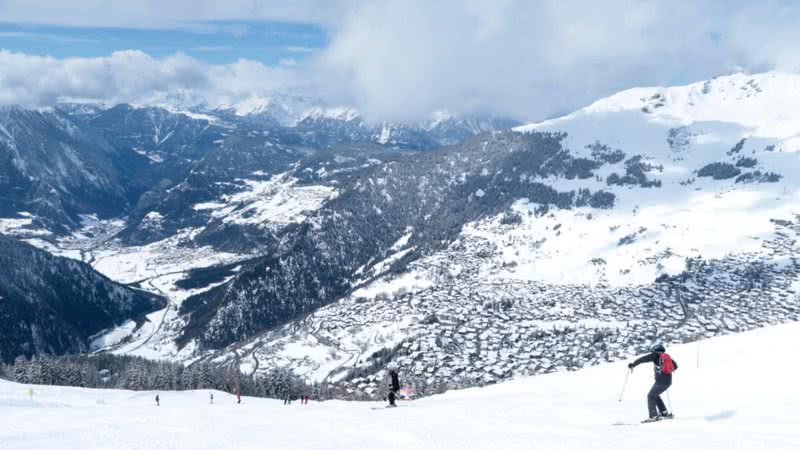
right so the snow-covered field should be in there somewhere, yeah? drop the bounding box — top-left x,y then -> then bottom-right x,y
193,172 -> 337,231
2,321 -> 799,449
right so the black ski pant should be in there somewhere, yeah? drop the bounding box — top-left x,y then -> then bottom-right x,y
647,381 -> 670,418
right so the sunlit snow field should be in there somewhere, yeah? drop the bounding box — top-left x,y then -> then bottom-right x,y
2,321 -> 799,449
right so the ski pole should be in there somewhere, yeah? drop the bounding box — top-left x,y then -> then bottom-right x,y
618,369 -> 631,402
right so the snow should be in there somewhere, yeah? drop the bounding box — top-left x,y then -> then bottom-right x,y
192,173 -> 336,230
390,229 -> 414,251
2,321 -> 800,449
493,71 -> 800,287
22,218 -> 249,361
527,71 -> 800,140
0,215 -> 51,237
351,269 -> 432,300
378,125 -> 392,144
302,106 -> 360,122
462,181 -> 800,287
216,94 -> 317,126
87,228 -> 240,289
90,320 -> 138,350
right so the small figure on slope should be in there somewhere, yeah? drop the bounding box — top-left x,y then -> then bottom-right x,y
387,365 -> 400,408
210,392 -> 214,404
155,394 -> 160,407
628,344 -> 678,423
237,392 -> 241,404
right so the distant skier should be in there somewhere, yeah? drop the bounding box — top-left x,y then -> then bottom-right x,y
237,392 -> 241,404
387,366 -> 400,407
210,393 -> 214,404
628,344 -> 678,422
155,394 -> 160,407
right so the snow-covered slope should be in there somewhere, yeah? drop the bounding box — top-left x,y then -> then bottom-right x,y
192,172 -> 337,232
573,71 -> 800,139
210,71 -> 800,390
2,321 -> 799,449
507,70 -> 800,287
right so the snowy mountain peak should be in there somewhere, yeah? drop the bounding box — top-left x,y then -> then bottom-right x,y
215,93 -> 318,126
301,106 -> 361,122
530,71 -> 800,139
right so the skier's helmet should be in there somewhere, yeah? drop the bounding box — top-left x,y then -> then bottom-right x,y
651,344 -> 666,353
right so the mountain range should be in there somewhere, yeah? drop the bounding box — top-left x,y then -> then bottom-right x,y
1,72 -> 799,395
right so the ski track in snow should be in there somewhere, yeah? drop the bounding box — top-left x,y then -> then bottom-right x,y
2,321 -> 800,449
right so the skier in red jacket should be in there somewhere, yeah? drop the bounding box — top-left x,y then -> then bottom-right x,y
628,344 -> 678,422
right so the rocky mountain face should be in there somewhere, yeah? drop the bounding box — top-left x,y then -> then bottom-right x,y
88,104 -> 225,164
0,234 -> 165,363
0,106 -> 151,231
1,98 -> 516,240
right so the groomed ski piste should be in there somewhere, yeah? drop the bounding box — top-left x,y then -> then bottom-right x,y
2,322 -> 799,449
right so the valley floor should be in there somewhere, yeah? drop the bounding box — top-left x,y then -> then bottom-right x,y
2,322 -> 800,449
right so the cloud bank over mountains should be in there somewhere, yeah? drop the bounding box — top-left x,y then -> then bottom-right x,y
2,0 -> 800,121
0,49 -> 296,108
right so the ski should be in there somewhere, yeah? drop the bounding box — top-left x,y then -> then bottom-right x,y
611,422 -> 639,426
613,416 -> 675,426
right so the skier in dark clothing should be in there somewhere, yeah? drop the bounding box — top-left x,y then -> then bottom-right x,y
155,394 -> 160,406
387,367 -> 400,407
628,344 -> 678,422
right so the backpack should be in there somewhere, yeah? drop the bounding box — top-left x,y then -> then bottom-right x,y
659,353 -> 675,375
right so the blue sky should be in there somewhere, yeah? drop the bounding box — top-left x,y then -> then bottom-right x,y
0,20 -> 327,65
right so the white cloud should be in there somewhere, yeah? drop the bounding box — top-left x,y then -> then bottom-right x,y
309,0 -> 754,121
3,1 -> 800,121
0,49 -> 295,107
307,0 -> 800,121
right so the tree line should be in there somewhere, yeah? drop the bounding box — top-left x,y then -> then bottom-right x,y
0,353 -> 319,400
